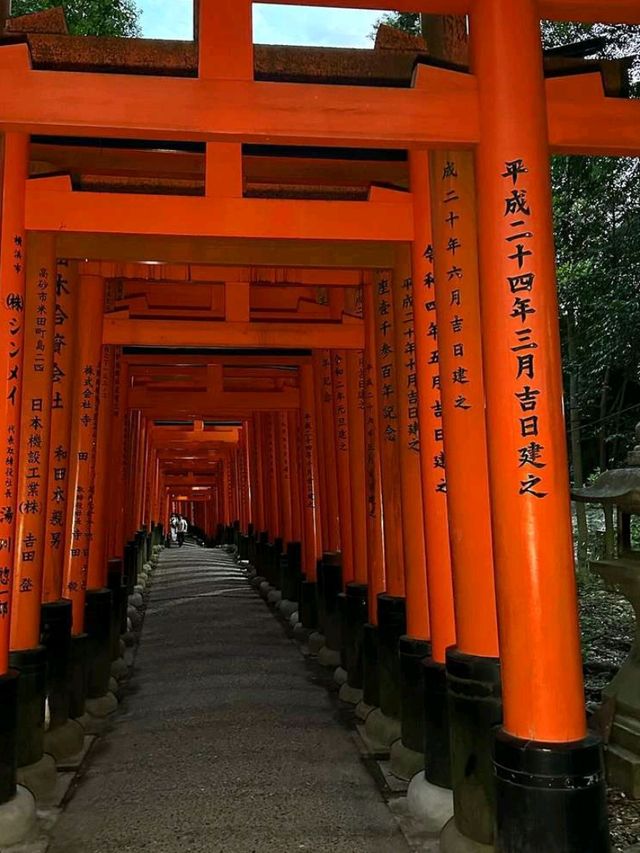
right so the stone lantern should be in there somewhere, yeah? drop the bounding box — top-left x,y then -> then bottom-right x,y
573,423 -> 640,796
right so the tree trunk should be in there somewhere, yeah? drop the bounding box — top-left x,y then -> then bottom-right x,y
598,366 -> 611,473
566,314 -> 588,569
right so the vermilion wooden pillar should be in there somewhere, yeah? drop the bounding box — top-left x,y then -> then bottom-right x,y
287,410 -> 303,544
392,248 -> 429,640
315,350 -> 340,552
10,234 -> 56,652
62,275 -> 105,634
299,364 -> 321,584
276,411 -> 293,544
251,416 -> 266,534
363,282 -> 386,625
371,272 -> 404,598
0,133 -> 28,675
331,350 -> 354,583
87,344 -> 115,590
42,259 -> 78,603
472,2 -> 608,849
345,350 -> 367,585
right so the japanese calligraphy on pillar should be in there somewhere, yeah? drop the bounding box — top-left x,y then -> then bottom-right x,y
397,277 -> 420,453
420,242 -> 446,494
333,352 -> 348,454
302,404 -> 316,511
502,158 -> 547,499
374,275 -> 398,444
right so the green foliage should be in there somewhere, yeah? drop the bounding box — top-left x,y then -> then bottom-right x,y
11,0 -> 141,37
370,12 -> 421,40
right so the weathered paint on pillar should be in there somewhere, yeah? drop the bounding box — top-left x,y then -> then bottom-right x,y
300,363 -> 321,581
62,274 -> 105,634
10,234 -> 56,651
431,149 -> 499,658
363,281 -> 386,624
345,350 -> 367,585
410,152 -> 456,665
392,246 -> 429,639
287,410 -> 303,543
0,133 -> 28,673
372,271 -> 405,598
332,350 -> 354,583
472,0 -> 585,742
277,410 -> 293,544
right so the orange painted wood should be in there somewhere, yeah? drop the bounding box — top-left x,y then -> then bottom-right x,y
277,411 -> 293,544
363,281 -> 386,625
409,152 -> 456,665
299,364 -> 322,581
26,188 -> 414,243
392,248 -> 429,638
105,317 -> 364,351
0,133 -> 28,673
473,0 -> 585,742
0,48 -> 638,154
287,410 -> 303,543
345,350 -> 367,585
10,234 -> 56,652
61,275 -> 105,634
42,259 -> 78,603
430,149 -> 498,658
87,344 -> 114,589
371,272 -> 405,599
316,351 -> 340,552
331,350 -> 354,584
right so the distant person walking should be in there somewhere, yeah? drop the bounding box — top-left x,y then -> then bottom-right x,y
177,515 -> 188,548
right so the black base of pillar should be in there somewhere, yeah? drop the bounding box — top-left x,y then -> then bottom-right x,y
377,594 -> 406,720
0,669 -> 19,804
85,588 -> 113,700
299,580 -> 318,630
494,730 -> 610,853
319,553 -> 342,652
282,541 -> 302,602
68,634 -> 88,719
423,657 -> 452,789
40,599 -> 72,731
8,646 -> 47,769
124,542 -> 137,597
362,623 -> 380,708
399,635 -> 430,753
446,647 -> 502,845
106,560 -> 126,660
343,583 -> 368,690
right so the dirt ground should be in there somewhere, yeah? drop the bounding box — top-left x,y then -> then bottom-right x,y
580,576 -> 639,851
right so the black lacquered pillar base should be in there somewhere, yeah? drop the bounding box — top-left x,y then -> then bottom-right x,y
361,623 -> 380,708
342,583 -> 368,689
423,657 -> 452,789
299,580 -> 318,630
8,647 -> 47,769
68,634 -> 88,719
106,560 -> 126,661
377,594 -> 406,720
399,636 -> 430,754
84,589 -> 113,700
446,648 -> 502,845
281,541 -> 302,602
40,600 -> 72,731
319,553 -> 343,654
0,670 -> 19,804
494,730 -> 610,853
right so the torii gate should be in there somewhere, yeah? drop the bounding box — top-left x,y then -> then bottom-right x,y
0,1 -> 637,851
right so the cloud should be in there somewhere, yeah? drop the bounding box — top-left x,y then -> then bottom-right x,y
137,1 -> 387,47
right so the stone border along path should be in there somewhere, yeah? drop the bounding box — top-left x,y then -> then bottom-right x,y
43,545 -> 416,853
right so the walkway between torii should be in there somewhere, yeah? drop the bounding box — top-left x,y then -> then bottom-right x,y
47,546 -> 408,853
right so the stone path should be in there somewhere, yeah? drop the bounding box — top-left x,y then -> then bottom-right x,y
48,547 -> 409,852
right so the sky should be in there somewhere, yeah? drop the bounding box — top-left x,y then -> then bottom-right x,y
137,2 -> 389,48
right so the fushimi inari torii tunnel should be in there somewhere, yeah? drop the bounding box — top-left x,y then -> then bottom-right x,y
0,0 -> 638,851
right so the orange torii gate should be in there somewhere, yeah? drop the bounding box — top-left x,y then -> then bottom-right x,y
0,1 -> 636,850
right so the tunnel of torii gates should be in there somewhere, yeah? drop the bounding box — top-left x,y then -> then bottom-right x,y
0,0 -> 637,850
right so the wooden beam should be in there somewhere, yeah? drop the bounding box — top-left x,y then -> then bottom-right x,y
26,184 -> 413,242
105,316 -> 364,349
